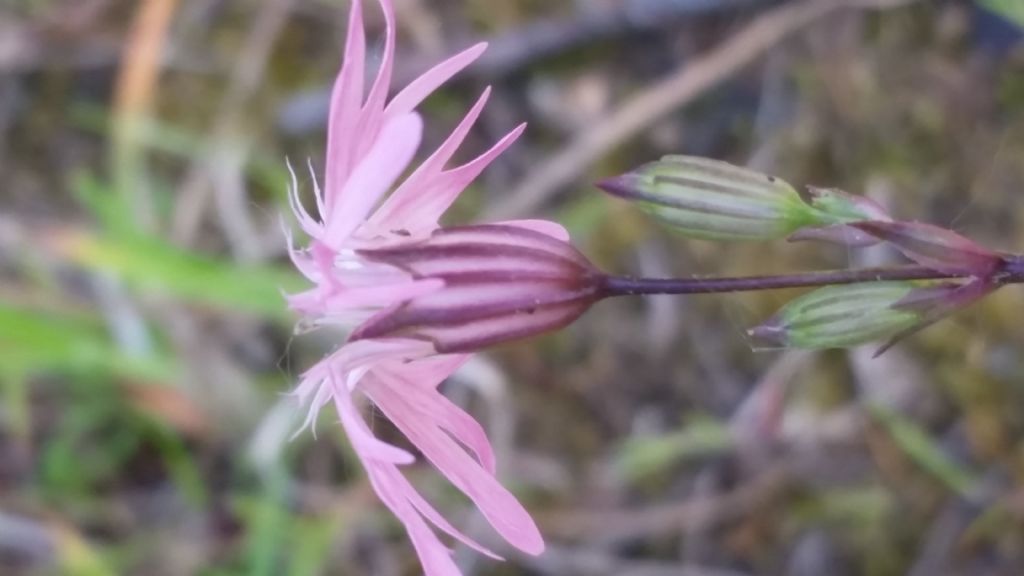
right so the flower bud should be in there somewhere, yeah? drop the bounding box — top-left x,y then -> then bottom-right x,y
598,156 -> 817,241
352,224 -> 600,353
748,282 -> 951,351
598,156 -> 899,245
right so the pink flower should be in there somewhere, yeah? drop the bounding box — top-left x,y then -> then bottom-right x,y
285,1 -> 598,573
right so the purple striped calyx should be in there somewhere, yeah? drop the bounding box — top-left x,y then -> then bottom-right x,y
352,224 -> 601,352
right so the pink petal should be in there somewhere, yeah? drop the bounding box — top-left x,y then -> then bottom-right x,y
293,377 -> 333,439
291,361 -> 329,405
363,374 -> 545,554
369,458 -> 502,561
285,284 -> 329,314
332,372 -> 415,465
282,226 -> 321,282
305,158 -> 327,225
365,463 -> 465,576
394,123 -> 526,233
324,0 -> 367,208
402,513 -> 463,576
389,122 -> 524,230
323,113 -> 424,248
295,339 -> 432,402
386,43 -> 488,117
286,160 -> 324,239
351,0 -> 397,160
369,88 -> 492,230
377,363 -> 497,473
321,278 -> 444,312
402,354 -> 471,389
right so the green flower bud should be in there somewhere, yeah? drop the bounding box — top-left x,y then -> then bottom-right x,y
598,155 -> 818,241
599,156 -> 897,246
749,282 -> 926,350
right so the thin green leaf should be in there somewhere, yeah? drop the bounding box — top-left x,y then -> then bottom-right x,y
615,416 -> 733,482
869,404 -> 978,495
53,230 -> 304,321
0,304 -> 176,382
980,0 -> 1024,29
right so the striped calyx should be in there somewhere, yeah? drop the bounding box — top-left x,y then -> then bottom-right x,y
353,224 -> 600,352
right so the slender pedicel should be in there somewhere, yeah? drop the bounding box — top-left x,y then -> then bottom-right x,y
597,265 -> 982,298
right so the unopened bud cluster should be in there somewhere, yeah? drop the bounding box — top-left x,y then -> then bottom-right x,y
601,155 -> 1012,352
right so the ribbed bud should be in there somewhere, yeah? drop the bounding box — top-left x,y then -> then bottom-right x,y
598,156 -> 895,244
352,224 -> 600,353
597,156 -> 817,241
748,282 -> 942,351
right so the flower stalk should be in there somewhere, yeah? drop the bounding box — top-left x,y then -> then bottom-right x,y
597,264 -> 977,297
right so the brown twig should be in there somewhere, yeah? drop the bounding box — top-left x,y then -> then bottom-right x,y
538,465 -> 791,546
485,0 -> 922,220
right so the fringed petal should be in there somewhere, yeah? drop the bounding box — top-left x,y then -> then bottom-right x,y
370,88 -> 492,231
323,113 -> 423,249
386,43 -> 488,117
324,0 -> 368,208
363,373 -> 545,555
390,124 -> 526,234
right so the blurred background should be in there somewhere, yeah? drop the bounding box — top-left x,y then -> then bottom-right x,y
4,0 -> 1024,574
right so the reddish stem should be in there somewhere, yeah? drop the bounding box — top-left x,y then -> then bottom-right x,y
599,265 -> 991,297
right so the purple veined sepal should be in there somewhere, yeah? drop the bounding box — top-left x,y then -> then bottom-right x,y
351,224 -> 602,353
852,220 -> 1006,277
873,276 -> 999,357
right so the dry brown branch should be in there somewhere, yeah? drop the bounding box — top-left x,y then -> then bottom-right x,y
522,545 -> 754,576
537,465 -> 791,546
485,0 -> 922,220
